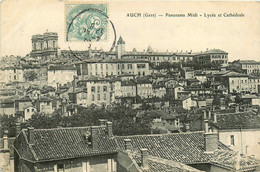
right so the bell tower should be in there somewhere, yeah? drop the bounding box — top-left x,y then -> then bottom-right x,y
116,36 -> 125,59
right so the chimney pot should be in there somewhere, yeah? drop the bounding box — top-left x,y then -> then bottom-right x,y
235,106 -> 239,113
186,123 -> 190,132
124,139 -> 132,151
208,111 -> 211,120
3,134 -> 8,149
28,127 -> 35,144
203,110 -> 207,120
106,121 -> 113,138
99,119 -> 107,126
204,120 -> 209,133
91,126 -> 99,150
140,148 -> 149,169
214,113 -> 217,123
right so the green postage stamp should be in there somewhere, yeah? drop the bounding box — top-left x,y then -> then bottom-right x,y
65,3 -> 108,42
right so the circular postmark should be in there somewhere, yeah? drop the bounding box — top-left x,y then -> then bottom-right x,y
66,4 -> 117,60
66,8 -> 108,42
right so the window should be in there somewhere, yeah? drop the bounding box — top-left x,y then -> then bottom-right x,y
32,109 -> 34,112
103,86 -> 107,92
91,86 -> 95,93
27,109 -> 30,112
47,102 -> 50,105
97,94 -> 100,100
92,94 -> 95,101
231,80 -> 234,84
230,135 -> 235,145
104,94 -> 106,100
122,64 -> 124,69
97,86 -> 100,92
58,164 -> 64,172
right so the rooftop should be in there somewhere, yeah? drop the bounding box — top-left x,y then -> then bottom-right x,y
213,110 -> 260,130
14,126 -> 117,162
211,149 -> 260,171
115,131 -> 229,164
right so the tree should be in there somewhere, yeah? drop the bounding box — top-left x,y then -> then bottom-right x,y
212,95 -> 221,107
0,115 -> 17,137
25,103 -> 153,136
235,94 -> 243,104
24,70 -> 38,81
224,95 -> 232,107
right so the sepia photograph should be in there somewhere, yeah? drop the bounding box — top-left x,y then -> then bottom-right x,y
1,0 -> 260,171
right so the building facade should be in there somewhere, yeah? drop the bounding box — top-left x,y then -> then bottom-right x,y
30,32 -> 58,58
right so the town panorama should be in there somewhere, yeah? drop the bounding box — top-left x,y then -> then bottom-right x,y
0,31 -> 260,172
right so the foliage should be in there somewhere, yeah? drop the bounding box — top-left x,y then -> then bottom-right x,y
25,103 -> 153,136
224,95 -> 233,106
24,70 -> 38,81
212,95 -> 221,107
235,94 -> 243,104
0,115 -> 17,137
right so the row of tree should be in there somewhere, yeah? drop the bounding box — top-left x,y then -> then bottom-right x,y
0,104 -> 153,137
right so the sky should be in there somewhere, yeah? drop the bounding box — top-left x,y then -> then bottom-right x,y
1,0 -> 260,62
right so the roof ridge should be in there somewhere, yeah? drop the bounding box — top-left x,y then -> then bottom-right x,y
115,131 -> 204,138
33,126 -> 105,131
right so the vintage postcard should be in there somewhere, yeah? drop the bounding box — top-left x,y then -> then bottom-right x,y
1,0 -> 260,172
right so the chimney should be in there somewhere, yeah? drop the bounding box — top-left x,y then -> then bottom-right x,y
140,148 -> 149,169
91,126 -> 98,150
27,127 -> 35,144
235,106 -> 239,113
3,133 -> 8,149
106,121 -> 113,138
186,123 -> 190,132
204,132 -> 218,153
204,120 -> 218,153
213,113 -> 217,123
208,111 -> 211,120
16,123 -> 21,136
124,139 -> 131,151
99,119 -> 107,126
204,120 -> 209,133
203,110 -> 207,120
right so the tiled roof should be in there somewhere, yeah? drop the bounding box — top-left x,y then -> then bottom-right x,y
221,71 -> 248,77
14,126 -> 117,162
214,111 -> 260,130
239,60 -> 260,64
132,154 -> 202,172
48,65 -> 76,71
203,49 -> 228,54
121,80 -> 136,87
210,149 -> 260,171
147,110 -> 176,120
115,132 -> 229,164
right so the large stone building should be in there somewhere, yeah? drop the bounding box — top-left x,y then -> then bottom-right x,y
221,71 -> 260,93
47,65 -> 77,88
30,32 -> 58,58
70,76 -> 122,107
75,59 -> 151,77
0,67 -> 24,84
231,60 -> 260,75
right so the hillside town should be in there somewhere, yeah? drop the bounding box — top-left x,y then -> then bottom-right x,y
1,31 -> 260,172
